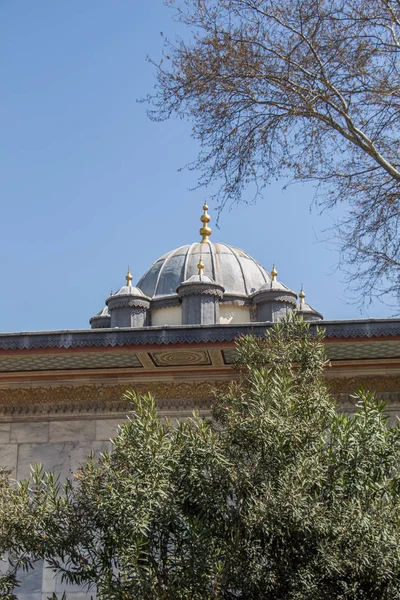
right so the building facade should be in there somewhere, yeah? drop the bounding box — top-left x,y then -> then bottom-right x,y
2,205 -> 400,598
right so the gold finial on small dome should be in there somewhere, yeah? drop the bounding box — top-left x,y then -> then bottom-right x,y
197,258 -> 204,275
126,266 -> 133,287
299,285 -> 305,307
271,264 -> 278,282
199,203 -> 212,243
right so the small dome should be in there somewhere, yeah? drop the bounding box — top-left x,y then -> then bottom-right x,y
137,242 -> 270,299
95,306 -> 110,317
298,302 -> 323,321
112,285 -> 147,298
89,306 -> 111,329
254,280 -> 294,295
182,273 -> 215,285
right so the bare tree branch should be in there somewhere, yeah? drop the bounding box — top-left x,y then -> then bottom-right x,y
148,0 -> 400,308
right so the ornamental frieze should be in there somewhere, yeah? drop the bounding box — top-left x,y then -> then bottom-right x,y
0,376 -> 400,419
0,380 -> 232,418
328,376 -> 400,395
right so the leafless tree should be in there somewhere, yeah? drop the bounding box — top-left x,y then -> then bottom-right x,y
148,0 -> 400,307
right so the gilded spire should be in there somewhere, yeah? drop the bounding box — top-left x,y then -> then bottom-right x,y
200,203 -> 212,243
197,258 -> 204,275
271,264 -> 278,283
126,266 -> 133,288
299,285 -> 305,307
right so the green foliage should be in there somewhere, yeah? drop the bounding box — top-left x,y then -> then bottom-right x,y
0,464 -> 49,600
2,315 -> 400,598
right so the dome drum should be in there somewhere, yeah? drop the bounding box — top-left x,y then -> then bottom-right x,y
296,287 -> 323,322
252,287 -> 298,323
297,303 -> 323,322
107,297 -> 150,328
105,277 -> 151,328
89,307 -> 111,329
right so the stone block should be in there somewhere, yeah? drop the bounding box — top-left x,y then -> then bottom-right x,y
51,593 -> 96,600
0,444 -> 18,478
17,560 -> 43,598
95,418 -> 123,441
17,442 -> 74,481
11,421 -> 49,444
49,420 -> 96,443
70,441 -> 111,473
55,578 -> 95,596
387,411 -> 399,427
0,422 -> 10,444
41,561 -> 56,594
53,564 -> 97,597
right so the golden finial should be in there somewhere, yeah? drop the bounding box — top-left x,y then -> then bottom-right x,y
299,285 -> 305,307
199,203 -> 212,243
271,264 -> 278,282
197,258 -> 204,275
126,266 -> 133,287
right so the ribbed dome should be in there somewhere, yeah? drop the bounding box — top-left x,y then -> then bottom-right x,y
112,285 -> 147,298
137,242 -> 271,299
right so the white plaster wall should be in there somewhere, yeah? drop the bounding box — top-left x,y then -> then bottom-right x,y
151,306 -> 182,326
219,304 -> 251,325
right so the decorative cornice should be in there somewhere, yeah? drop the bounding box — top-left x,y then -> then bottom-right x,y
177,283 -> 224,299
220,297 -> 251,307
0,381 -> 231,418
151,296 -> 181,310
1,320 -> 400,351
328,375 -> 400,395
107,298 -> 150,311
2,375 -> 400,419
252,291 -> 297,306
89,316 -> 111,329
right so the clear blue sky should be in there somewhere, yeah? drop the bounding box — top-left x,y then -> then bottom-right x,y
0,1 -> 392,332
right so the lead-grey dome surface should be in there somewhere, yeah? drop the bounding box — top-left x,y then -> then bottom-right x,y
137,242 -> 271,299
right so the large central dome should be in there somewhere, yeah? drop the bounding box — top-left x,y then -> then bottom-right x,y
137,241 -> 271,299
90,203 -> 322,330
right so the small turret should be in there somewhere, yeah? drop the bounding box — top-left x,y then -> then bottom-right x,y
89,306 -> 111,329
252,265 -> 298,322
297,286 -> 323,321
106,267 -> 151,328
177,258 -> 224,325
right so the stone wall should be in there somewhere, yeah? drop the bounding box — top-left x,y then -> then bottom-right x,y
1,417 -> 125,600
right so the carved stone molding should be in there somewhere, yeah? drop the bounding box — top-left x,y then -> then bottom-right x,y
252,293 -> 297,306
107,299 -> 150,310
328,375 -> 400,394
177,283 -> 224,299
0,380 -> 231,418
220,297 -> 252,307
151,296 -> 181,310
1,373 -> 400,419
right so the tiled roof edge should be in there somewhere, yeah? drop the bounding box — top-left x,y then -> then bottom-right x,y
0,319 -> 399,351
